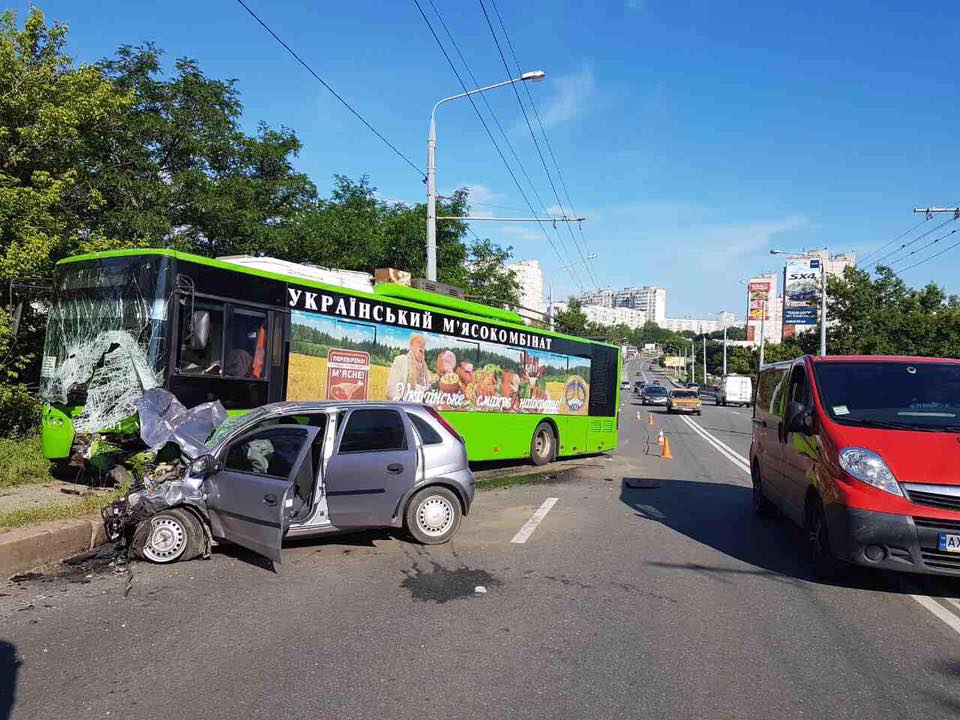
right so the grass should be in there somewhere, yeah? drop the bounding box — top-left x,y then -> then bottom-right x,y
0,435 -> 56,489
0,489 -> 125,530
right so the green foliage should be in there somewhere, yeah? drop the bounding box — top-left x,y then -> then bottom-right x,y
0,435 -> 50,488
554,297 -> 589,336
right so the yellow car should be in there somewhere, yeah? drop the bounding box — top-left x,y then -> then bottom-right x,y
666,388 -> 702,415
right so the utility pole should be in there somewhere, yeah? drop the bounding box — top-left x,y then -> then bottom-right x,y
547,285 -> 554,331
689,339 -> 696,384
759,295 -> 766,368
702,332 -> 707,385
722,320 -> 728,375
817,254 -> 827,356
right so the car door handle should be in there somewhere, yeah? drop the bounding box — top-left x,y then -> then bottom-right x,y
386,463 -> 404,474
263,493 -> 278,506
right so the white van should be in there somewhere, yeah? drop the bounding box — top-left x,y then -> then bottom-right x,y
716,374 -> 752,406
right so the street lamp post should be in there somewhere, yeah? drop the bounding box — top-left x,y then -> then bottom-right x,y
770,248 -> 828,356
427,70 -> 545,281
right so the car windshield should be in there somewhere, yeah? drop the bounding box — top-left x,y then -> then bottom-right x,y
646,386 -> 667,395
813,361 -> 960,431
672,390 -> 698,398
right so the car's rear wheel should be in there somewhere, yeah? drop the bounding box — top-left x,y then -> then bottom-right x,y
530,422 -> 556,466
132,508 -> 203,564
405,486 -> 462,544
751,462 -> 777,518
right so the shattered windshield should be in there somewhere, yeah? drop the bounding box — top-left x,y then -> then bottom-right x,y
40,255 -> 172,433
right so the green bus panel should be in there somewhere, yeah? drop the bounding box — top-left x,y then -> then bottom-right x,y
440,412 -> 618,462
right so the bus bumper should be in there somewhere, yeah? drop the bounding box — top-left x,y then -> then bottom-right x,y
41,404 -> 76,460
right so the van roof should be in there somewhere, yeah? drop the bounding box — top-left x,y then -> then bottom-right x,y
760,354 -> 960,371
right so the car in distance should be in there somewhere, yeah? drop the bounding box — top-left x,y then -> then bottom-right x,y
106,401 -> 475,564
667,389 -> 702,415
633,380 -> 646,394
717,374 -> 752,406
640,384 -> 669,406
620,379 -> 631,390
751,355 -> 960,579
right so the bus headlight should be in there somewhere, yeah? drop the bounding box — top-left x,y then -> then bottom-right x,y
839,447 -> 902,496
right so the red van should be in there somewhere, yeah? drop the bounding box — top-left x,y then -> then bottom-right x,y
750,355 -> 960,577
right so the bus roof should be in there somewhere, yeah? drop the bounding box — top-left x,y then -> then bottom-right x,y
56,248 -> 618,350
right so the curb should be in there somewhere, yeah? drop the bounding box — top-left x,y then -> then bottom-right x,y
0,516 -> 106,579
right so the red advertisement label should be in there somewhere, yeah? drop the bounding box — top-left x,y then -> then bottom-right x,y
326,349 -> 370,401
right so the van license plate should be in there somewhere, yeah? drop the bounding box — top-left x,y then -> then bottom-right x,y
938,533 -> 960,553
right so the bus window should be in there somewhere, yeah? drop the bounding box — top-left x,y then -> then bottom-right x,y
225,307 -> 268,379
179,300 -> 224,375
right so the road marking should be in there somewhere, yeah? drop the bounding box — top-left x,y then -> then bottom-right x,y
677,415 -> 751,474
907,593 -> 960,637
511,497 -> 559,544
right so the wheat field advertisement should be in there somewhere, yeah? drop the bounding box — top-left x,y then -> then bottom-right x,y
287,310 -> 591,415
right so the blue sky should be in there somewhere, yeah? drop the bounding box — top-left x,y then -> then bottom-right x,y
17,1 -> 960,317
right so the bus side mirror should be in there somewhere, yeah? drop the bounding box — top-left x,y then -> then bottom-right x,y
191,311 -> 211,350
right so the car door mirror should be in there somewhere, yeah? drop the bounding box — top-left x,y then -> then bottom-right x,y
189,454 -> 221,476
784,400 -> 809,434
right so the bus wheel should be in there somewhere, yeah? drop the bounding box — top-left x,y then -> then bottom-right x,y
133,508 -> 203,564
530,422 -> 556,466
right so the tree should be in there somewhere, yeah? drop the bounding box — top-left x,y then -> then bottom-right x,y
465,237 -> 521,309
554,297 -> 589,336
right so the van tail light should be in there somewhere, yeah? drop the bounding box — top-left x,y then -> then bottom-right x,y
424,406 -> 465,444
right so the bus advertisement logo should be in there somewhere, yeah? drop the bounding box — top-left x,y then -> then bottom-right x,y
326,349 -> 370,401
564,377 -> 587,412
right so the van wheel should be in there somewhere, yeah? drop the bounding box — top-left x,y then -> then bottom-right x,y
751,463 -> 777,518
805,496 -> 845,579
405,486 -> 462,545
530,422 -> 556,466
132,508 -> 203,564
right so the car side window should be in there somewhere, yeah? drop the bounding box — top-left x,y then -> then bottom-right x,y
788,366 -> 811,408
339,409 -> 407,453
409,414 -> 442,445
224,427 -> 309,478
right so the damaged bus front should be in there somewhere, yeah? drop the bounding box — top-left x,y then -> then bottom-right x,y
40,252 -> 173,465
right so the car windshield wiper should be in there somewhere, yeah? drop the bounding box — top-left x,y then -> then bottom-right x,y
846,418 -> 915,430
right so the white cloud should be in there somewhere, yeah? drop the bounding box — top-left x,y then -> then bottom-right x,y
536,68 -> 596,129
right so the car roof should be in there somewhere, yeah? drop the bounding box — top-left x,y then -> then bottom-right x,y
245,400 -> 432,415
761,354 -> 960,371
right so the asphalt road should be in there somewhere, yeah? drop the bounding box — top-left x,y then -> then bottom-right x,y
3,357 -> 960,719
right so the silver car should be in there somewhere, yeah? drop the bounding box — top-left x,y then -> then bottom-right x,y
106,401 -> 475,564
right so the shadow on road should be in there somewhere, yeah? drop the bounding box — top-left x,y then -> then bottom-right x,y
0,640 -> 19,720
617,477 -> 948,595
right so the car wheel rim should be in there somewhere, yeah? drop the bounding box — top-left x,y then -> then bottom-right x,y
143,516 -> 186,562
416,496 -> 455,537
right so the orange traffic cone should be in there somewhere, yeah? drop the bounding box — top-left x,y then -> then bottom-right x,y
661,436 -> 673,460
657,429 -> 665,445
647,413 -> 655,426
636,410 -> 641,421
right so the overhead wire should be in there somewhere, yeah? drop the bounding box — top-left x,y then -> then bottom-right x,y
479,0 -> 600,290
411,0 -> 584,291
234,0 -> 424,177
488,0 -> 599,289
859,215 -> 930,263
424,0 -> 583,289
870,216 -> 956,269
894,227 -> 960,274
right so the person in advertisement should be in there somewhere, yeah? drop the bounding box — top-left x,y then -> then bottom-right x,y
386,333 -> 432,401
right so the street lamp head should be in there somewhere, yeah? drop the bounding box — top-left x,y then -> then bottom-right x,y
521,70 -> 546,82
769,249 -> 783,255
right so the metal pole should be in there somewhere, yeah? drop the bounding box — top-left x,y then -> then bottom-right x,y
819,254 -> 827,356
426,113 -> 437,281
759,296 -> 766,368
547,284 -> 554,331
722,320 -> 728,376
702,333 -> 707,384
690,339 -> 695,383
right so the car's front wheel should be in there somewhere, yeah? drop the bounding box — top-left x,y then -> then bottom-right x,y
132,508 -> 204,564
405,486 -> 463,544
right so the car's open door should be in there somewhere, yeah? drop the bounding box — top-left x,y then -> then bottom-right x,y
204,425 -> 321,563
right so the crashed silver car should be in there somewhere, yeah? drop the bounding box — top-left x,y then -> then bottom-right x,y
105,397 -> 475,564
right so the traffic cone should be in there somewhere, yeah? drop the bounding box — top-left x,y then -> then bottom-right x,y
661,436 -> 673,460
636,410 -> 641,421
647,413 -> 655,426
657,429 -> 664,445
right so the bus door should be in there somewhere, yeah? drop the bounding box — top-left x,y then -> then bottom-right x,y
268,310 -> 286,403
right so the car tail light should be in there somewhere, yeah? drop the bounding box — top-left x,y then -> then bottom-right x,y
424,406 -> 465,444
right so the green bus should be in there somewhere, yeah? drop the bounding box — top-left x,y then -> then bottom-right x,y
39,249 -> 621,464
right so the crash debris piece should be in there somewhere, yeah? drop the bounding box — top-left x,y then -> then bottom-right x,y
136,388 -> 226,459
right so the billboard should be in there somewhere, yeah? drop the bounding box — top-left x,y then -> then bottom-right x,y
783,258 -> 820,328
663,356 -> 684,368
747,280 -> 771,321
287,310 -> 591,415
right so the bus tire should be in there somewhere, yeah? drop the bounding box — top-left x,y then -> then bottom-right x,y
530,422 -> 556,466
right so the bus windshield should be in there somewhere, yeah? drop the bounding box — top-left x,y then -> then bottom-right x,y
41,255 -> 172,432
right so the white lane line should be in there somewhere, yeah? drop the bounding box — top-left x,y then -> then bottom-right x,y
511,497 -> 559,544
908,594 -> 960,637
678,415 -> 751,474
